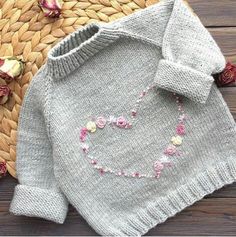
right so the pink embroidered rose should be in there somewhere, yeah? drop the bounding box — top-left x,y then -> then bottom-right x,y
80,127 -> 88,142
154,161 -> 164,173
95,116 -> 107,129
116,116 -> 127,128
176,123 -> 185,135
164,145 -> 177,156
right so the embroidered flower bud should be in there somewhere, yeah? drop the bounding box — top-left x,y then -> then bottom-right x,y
99,168 -> 105,175
90,159 -> 97,165
125,122 -> 132,129
38,0 -> 63,18
171,135 -> 183,146
164,145 -> 177,156
0,161 -> 7,177
176,123 -> 185,135
86,121 -> 96,133
116,116 -> 127,128
132,172 -> 140,178
160,156 -> 172,167
0,85 -> 11,105
215,62 -> 236,86
108,116 -> 116,125
81,143 -> 89,153
131,109 -> 137,117
154,161 -> 164,177
178,114 -> 187,122
79,127 -> 88,142
0,57 -> 25,83
95,116 -> 107,129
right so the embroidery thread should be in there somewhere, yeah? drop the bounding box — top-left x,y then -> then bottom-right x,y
79,84 -> 187,179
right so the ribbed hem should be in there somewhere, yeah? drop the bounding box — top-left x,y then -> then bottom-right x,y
154,59 -> 214,104
9,185 -> 68,224
110,158 -> 236,236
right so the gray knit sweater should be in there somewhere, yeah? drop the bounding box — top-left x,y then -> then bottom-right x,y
9,0 -> 236,235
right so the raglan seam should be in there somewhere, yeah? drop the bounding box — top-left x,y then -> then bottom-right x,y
40,64 -> 54,144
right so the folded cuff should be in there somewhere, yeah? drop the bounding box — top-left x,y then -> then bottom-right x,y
154,59 -> 214,104
9,184 -> 68,224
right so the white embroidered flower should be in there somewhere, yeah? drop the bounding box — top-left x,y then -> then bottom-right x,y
86,121 -> 96,133
171,135 -> 183,146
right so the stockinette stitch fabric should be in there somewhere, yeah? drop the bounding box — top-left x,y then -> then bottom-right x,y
9,0 -> 236,235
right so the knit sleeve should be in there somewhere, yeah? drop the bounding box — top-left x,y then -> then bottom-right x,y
9,65 -> 68,224
154,0 -> 226,103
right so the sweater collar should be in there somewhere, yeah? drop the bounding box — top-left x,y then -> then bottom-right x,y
46,23 -> 121,79
46,0 -> 178,80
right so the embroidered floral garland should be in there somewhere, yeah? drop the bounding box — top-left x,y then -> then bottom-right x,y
79,84 -> 187,179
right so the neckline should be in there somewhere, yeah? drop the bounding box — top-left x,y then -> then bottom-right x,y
46,0 -> 178,80
46,22 -> 121,79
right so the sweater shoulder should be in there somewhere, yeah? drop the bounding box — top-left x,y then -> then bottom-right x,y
20,63 -> 53,139
25,63 -> 52,109
21,63 -> 53,127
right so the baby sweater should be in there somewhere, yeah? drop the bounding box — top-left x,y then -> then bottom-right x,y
9,0 -> 236,235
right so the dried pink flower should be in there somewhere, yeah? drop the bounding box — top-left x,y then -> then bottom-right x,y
0,161 -> 7,177
0,85 -> 11,105
38,0 -> 63,18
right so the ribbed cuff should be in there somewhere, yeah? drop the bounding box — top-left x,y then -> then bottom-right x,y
154,59 -> 214,104
9,184 -> 68,224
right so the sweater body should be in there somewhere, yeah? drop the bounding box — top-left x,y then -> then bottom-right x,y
51,38 -> 236,235
10,0 -> 236,235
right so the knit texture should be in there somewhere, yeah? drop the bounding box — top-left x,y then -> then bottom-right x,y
9,0 -> 236,235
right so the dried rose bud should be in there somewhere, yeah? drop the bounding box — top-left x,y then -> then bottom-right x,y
215,62 -> 236,87
0,57 -> 25,83
0,161 -> 7,177
38,0 -> 63,18
0,85 -> 11,105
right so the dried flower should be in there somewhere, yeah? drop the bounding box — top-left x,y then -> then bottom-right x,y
38,0 -> 63,18
0,57 -> 25,83
0,85 -> 11,105
215,62 -> 236,86
0,161 -> 7,177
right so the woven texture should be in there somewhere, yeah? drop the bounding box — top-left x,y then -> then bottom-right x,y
0,0 -> 162,178
9,0 -> 236,235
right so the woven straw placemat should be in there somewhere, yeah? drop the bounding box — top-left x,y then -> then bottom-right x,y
0,0 -> 193,178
